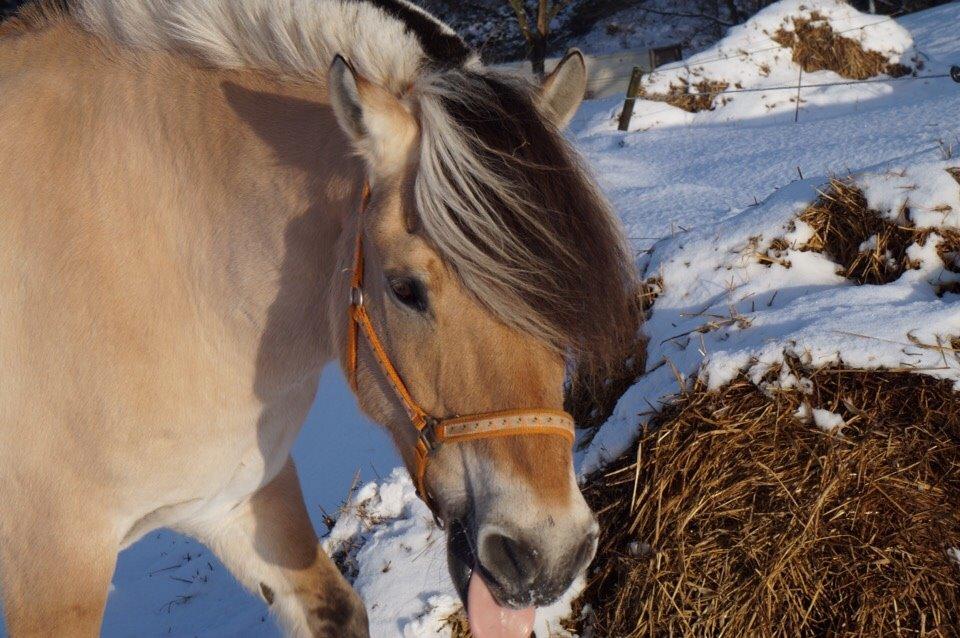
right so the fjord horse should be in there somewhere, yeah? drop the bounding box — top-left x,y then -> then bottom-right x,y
0,1 -> 636,635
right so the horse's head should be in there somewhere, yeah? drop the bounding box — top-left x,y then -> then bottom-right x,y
326,52 -> 636,630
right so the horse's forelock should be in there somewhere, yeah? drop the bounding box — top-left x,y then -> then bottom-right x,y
414,70 -> 639,374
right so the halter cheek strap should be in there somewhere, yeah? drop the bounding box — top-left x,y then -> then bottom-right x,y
345,183 -> 576,510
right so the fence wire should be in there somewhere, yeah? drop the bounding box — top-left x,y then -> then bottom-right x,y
592,12 -> 911,88
653,12 -> 906,74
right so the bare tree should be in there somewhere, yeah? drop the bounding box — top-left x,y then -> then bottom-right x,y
506,0 -> 570,77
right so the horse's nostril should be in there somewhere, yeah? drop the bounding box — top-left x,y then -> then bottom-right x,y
479,529 -> 539,589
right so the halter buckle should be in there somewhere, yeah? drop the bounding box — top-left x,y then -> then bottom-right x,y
417,416 -> 440,453
350,286 -> 364,308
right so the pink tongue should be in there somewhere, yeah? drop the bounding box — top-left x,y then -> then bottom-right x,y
466,570 -> 535,638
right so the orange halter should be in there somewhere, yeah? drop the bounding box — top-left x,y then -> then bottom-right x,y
345,183 -> 576,510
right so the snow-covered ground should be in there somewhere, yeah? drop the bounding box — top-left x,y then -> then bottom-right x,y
3,1 -> 960,636
578,0 -> 960,473
630,0 -> 918,128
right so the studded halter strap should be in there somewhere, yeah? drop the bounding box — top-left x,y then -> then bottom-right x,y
345,183 -> 576,508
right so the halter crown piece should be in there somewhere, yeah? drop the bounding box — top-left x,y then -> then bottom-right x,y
345,183 -> 576,511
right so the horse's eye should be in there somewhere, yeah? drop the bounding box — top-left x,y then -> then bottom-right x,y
389,276 -> 428,313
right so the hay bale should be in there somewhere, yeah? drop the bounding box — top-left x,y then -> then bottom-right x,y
772,12 -> 911,80
638,78 -> 731,113
572,362 -> 960,637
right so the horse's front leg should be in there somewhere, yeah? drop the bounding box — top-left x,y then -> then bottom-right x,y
183,459 -> 368,637
0,491 -> 119,637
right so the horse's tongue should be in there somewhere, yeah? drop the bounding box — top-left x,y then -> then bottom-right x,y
466,570 -> 535,638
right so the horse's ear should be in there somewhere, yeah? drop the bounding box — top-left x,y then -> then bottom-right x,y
329,55 -> 367,141
328,54 -> 416,168
537,49 -> 587,129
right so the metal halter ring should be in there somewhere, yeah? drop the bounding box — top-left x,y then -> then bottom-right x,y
350,286 -> 364,307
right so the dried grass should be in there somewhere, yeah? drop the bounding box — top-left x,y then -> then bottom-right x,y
639,77 -> 731,113
772,13 -> 911,80
572,361 -> 960,637
799,179 -> 922,284
777,178 -> 960,286
947,167 -> 960,186
443,609 -> 471,637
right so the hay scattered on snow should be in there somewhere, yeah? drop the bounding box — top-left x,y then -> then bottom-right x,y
772,12 -> 911,79
638,78 -> 731,113
572,361 -> 960,637
442,609 -> 471,637
764,178 -> 960,287
798,179 -> 928,285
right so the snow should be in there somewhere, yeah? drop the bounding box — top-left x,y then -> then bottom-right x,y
321,470 -> 454,638
317,470 -> 581,637
5,1 -> 960,636
812,408 -> 845,433
856,163 -> 960,228
948,547 -> 960,569
624,0 -> 918,129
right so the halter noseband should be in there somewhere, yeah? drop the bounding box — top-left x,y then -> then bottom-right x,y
345,183 -> 576,510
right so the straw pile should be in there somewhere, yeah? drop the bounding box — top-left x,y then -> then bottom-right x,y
772,12 -> 911,79
764,178 -> 960,287
638,78 -> 731,113
571,360 -> 960,637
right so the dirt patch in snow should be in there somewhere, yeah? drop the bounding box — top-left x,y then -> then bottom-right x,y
573,361 -> 960,636
772,12 -> 911,79
639,77 -> 731,113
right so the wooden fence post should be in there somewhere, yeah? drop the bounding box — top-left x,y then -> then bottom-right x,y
618,66 -> 643,132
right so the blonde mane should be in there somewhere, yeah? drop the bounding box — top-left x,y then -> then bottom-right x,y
73,0 -> 477,93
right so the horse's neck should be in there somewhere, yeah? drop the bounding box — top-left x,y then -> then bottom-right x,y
183,70 -> 364,389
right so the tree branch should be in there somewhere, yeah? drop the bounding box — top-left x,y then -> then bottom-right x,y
507,0 -> 533,42
547,0 -> 571,24
536,0 -> 548,36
